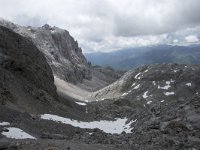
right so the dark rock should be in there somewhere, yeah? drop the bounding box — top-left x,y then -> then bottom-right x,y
0,25 -> 57,97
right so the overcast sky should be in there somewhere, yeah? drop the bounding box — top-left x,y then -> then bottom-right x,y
0,0 -> 200,52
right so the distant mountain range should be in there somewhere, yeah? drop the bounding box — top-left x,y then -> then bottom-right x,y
85,44 -> 200,70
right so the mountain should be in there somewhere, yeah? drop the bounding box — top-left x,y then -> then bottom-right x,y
85,45 -> 200,70
0,21 -> 199,149
0,19 -> 122,94
0,19 -> 91,84
0,25 -> 120,150
85,63 -> 200,149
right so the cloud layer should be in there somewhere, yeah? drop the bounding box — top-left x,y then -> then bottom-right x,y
0,0 -> 200,52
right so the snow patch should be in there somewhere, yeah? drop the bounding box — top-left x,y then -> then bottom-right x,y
166,81 -> 170,84
122,92 -> 128,96
133,84 -> 140,90
174,70 -> 178,73
142,91 -> 148,99
164,92 -> 175,96
158,80 -> 174,90
152,81 -> 156,86
161,100 -> 165,103
144,69 -> 148,73
0,122 -> 10,126
186,83 -> 192,86
131,83 -> 136,87
158,84 -> 171,90
128,90 -> 132,93
1,127 -> 36,139
75,102 -> 87,106
147,101 -> 152,104
41,114 -> 136,134
135,72 -> 141,79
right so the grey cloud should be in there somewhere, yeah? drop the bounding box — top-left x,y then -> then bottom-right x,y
112,0 -> 200,37
0,0 -> 200,52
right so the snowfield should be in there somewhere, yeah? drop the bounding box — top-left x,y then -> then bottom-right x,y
75,101 -> 87,106
2,127 -> 36,139
164,92 -> 175,96
186,83 -> 192,86
142,91 -> 148,99
41,114 -> 136,134
0,122 -> 10,126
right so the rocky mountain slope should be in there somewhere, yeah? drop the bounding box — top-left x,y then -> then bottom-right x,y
85,63 -> 200,149
89,63 -> 200,101
0,19 -> 91,84
0,23 -> 199,150
0,25 -> 125,150
0,19 -> 122,92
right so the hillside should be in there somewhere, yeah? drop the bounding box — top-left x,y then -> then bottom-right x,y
0,25 -> 121,150
0,23 -> 199,150
85,63 -> 200,149
0,19 -> 121,92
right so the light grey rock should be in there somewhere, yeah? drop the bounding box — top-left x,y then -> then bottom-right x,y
0,19 -> 91,84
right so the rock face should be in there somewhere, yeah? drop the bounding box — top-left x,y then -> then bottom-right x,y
0,19 -> 123,92
0,25 -> 56,97
0,19 -> 91,84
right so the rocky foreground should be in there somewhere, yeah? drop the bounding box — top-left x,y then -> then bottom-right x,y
0,24 -> 200,150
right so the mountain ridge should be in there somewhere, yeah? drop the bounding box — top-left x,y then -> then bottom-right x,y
85,44 -> 200,70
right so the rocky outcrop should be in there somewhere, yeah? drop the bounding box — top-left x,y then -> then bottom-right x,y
0,19 -> 91,84
0,25 -> 56,97
83,63 -> 200,149
90,63 -> 200,101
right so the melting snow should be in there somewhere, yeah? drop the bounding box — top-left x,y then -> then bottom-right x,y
122,92 -> 128,96
135,73 -> 141,79
142,91 -> 148,99
133,84 -> 140,89
131,83 -> 136,87
128,90 -> 132,93
158,84 -> 171,90
186,83 -> 192,86
158,80 -> 174,90
164,92 -> 175,96
0,122 -> 10,126
75,102 -> 87,106
174,70 -> 178,73
147,101 -> 152,104
41,114 -> 136,134
1,127 -> 36,139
